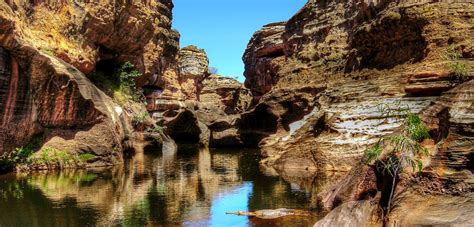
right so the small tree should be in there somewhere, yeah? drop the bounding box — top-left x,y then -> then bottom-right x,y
364,103 -> 430,220
116,62 -> 144,103
118,62 -> 141,88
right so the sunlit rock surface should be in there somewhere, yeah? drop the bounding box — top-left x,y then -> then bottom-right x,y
1,0 -> 179,80
198,75 -> 252,146
388,191 -> 474,226
243,0 -> 474,173
200,75 -> 251,115
314,200 -> 381,227
0,0 -> 183,167
243,22 -> 286,97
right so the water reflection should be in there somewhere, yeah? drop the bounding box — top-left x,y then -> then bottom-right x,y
0,147 -> 319,226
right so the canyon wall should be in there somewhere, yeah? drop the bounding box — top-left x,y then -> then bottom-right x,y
0,0 -> 254,168
147,44 -> 253,147
243,1 -> 473,224
0,0 -> 183,168
243,0 -> 473,174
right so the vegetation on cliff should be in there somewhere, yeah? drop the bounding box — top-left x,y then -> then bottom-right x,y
0,141 -> 97,173
90,61 -> 144,106
443,45 -> 470,79
0,134 -> 43,172
364,104 -> 431,219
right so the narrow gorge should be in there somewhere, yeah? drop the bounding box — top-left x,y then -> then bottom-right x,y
0,0 -> 473,226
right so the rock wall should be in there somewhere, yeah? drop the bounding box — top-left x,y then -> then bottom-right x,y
198,75 -> 252,146
242,1 -> 474,173
243,22 -> 286,97
422,80 -> 474,183
242,1 -> 473,225
2,0 -> 179,79
146,45 -> 252,147
0,0 -> 180,168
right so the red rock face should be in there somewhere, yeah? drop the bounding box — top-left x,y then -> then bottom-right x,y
1,50 -> 18,126
0,41 -> 124,162
0,2 -> 148,167
0,47 -> 37,155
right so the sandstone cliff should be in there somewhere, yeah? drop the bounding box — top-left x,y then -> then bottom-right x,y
243,0 -> 473,225
243,0 -> 474,174
198,75 -> 252,146
0,1 -> 181,170
146,44 -> 252,147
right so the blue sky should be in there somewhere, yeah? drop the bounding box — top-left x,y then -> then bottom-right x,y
173,0 -> 306,81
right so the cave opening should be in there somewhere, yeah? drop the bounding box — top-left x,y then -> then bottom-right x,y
257,47 -> 285,59
167,110 -> 202,145
88,59 -> 123,96
95,59 -> 121,76
239,104 -> 279,147
142,85 -> 163,97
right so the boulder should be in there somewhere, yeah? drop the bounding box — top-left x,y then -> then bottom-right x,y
314,200 -> 381,227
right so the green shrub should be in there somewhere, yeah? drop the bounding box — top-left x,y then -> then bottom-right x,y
1,147 -> 35,169
364,103 -> 430,219
28,147 -> 76,165
442,45 -> 469,79
365,105 -> 430,172
442,45 -> 462,61
448,61 -> 468,79
118,62 -> 141,88
146,125 -> 167,133
132,111 -> 149,124
0,134 -> 44,172
89,61 -> 144,105
116,62 -> 144,103
406,113 -> 430,141
364,143 -> 383,164
78,153 -> 96,162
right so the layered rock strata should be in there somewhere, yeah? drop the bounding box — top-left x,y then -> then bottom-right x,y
243,0 -> 474,174
198,75 -> 252,146
0,0 -> 180,169
148,46 -> 252,147
242,0 -> 473,225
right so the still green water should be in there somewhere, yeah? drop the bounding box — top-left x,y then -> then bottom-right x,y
0,147 -> 318,226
